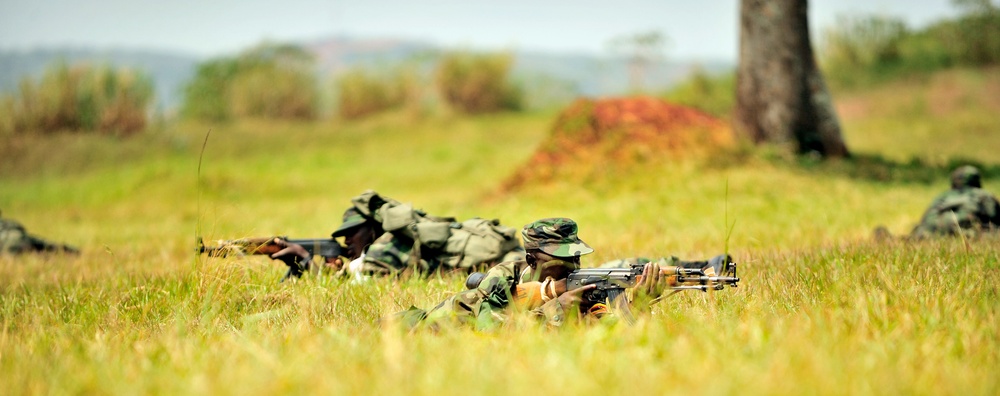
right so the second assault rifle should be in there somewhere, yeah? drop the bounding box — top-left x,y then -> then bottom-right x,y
566,255 -> 739,307
196,236 -> 345,281
565,255 -> 739,323
464,254 -> 739,323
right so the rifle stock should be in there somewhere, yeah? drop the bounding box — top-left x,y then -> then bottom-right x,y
197,236 -> 344,259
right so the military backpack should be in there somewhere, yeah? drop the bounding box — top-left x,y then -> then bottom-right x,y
348,190 -> 524,274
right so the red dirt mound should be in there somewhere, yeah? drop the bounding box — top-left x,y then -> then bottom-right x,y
503,96 -> 733,190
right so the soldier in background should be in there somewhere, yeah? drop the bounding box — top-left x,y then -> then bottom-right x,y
0,210 -> 79,255
909,165 -> 1000,239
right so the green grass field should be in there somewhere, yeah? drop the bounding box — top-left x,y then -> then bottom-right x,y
1,68 -> 998,395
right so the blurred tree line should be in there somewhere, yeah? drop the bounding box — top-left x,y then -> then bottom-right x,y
0,63 -> 153,136
334,51 -> 522,120
183,44 -> 522,122
0,45 -> 522,135
182,43 -> 318,122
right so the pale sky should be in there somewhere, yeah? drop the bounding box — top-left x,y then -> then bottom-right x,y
0,0 -> 962,61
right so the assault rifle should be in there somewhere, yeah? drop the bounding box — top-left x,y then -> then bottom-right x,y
565,255 -> 739,323
464,254 -> 739,323
566,257 -> 739,306
196,236 -> 345,281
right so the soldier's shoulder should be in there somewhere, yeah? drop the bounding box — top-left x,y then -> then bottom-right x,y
475,260 -> 524,290
489,259 -> 524,275
929,188 -> 978,209
943,188 -> 998,209
932,188 -> 965,202
967,187 -> 999,200
0,217 -> 25,231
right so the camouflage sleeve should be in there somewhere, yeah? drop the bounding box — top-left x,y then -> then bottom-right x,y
911,191 -> 952,237
362,232 -> 414,275
528,299 -> 569,327
419,262 -> 519,331
0,220 -> 29,254
980,192 -> 1000,228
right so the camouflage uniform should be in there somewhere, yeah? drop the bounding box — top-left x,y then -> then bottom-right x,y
0,212 -> 77,255
910,166 -> 1000,239
394,218 -> 594,330
335,190 -> 525,276
0,216 -> 30,254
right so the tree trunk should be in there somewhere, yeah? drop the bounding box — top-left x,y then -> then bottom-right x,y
735,0 -> 850,158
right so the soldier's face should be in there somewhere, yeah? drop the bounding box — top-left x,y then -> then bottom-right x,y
343,225 -> 375,259
528,250 -> 580,281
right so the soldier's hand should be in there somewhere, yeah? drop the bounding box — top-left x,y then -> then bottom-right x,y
326,257 -> 345,271
269,238 -> 310,265
555,283 -> 595,307
634,262 -> 667,305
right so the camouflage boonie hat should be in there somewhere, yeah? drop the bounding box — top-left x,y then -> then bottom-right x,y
521,218 -> 593,258
951,165 -> 982,189
331,207 -> 370,238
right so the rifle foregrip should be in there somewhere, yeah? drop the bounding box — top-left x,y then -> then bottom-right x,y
248,244 -> 282,256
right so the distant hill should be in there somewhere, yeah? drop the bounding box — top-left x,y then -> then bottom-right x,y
0,37 -> 733,112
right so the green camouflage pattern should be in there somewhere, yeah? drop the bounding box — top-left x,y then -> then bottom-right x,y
349,190 -> 400,222
362,231 -> 525,276
362,232 -> 422,274
521,217 -> 593,257
331,207 -> 369,238
347,190 -> 525,276
395,260 -> 568,331
0,217 -> 30,254
950,165 -> 982,189
911,186 -> 1000,238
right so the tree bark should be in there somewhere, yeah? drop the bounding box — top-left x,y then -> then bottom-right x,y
735,0 -> 850,158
